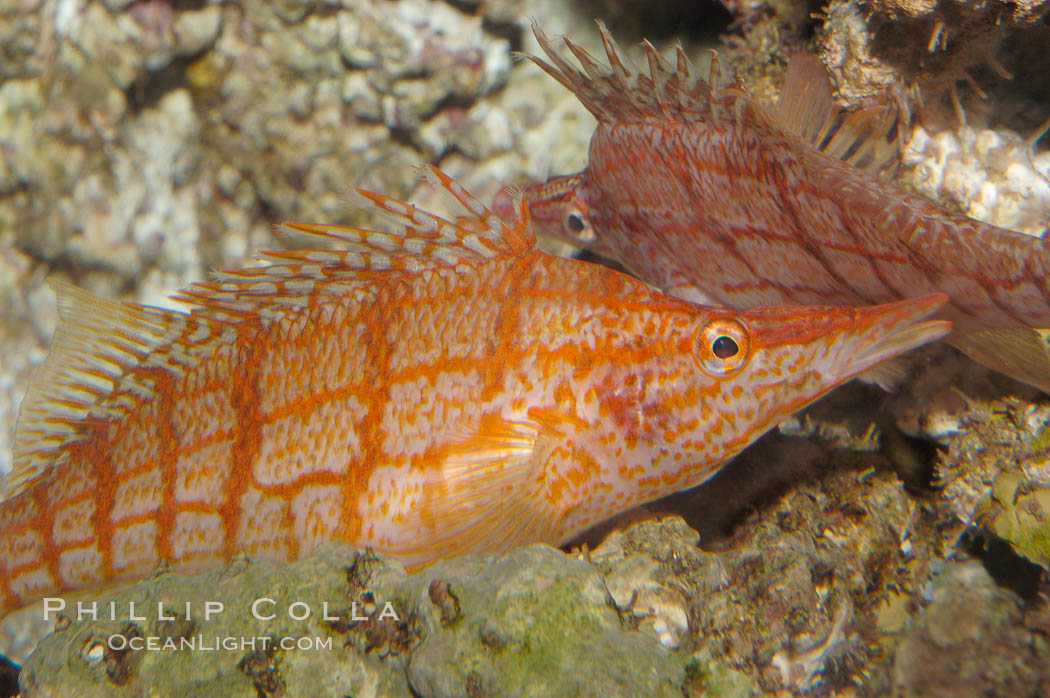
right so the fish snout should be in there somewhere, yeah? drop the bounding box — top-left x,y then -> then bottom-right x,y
837,293 -> 952,378
738,293 -> 951,389
795,293 -> 952,386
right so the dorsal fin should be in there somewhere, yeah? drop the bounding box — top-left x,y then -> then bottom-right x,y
10,167 -> 534,498
175,165 -> 535,317
776,53 -> 901,178
527,20 -> 732,124
776,54 -> 836,146
9,281 -> 227,499
528,23 -> 900,177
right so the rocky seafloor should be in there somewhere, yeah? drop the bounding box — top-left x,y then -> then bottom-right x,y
2,0 -> 1050,695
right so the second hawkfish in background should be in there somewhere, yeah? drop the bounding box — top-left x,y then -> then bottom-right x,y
498,21 -> 1050,392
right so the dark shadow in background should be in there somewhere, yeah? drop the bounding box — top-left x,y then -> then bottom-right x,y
572,0 -> 734,42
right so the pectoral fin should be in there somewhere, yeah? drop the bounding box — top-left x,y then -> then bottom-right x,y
857,357 -> 909,391
950,328 -> 1050,393
380,416 -> 570,568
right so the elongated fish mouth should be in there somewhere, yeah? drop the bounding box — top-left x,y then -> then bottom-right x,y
842,293 -> 952,380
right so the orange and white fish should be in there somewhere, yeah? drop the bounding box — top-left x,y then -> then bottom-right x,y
499,22 -> 1050,391
0,167 -> 949,618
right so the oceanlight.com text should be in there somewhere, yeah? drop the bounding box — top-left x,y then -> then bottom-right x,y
106,634 -> 335,652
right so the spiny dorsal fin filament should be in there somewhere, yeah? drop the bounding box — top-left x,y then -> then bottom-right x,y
174,165 -> 535,316
531,22 -> 901,177
528,20 -> 723,124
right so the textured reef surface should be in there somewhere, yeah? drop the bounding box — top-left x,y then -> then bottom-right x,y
2,0 -> 1050,695
20,544 -> 688,697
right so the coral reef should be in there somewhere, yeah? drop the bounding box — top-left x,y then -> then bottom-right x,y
2,0 -> 1050,694
891,562 -> 1050,696
901,124 -> 1050,236
819,0 -> 1050,130
20,543 -> 687,697
16,510 -> 1050,696
978,472 -> 1050,571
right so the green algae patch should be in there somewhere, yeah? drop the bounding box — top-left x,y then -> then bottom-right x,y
407,544 -> 687,697
1028,422 -> 1050,455
979,472 -> 1050,571
683,655 -> 757,697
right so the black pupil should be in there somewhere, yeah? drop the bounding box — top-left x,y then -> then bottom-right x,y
712,335 -> 738,359
567,213 -> 585,232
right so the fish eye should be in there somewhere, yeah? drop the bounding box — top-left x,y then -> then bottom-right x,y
695,318 -> 750,376
712,335 -> 738,359
565,209 -> 595,243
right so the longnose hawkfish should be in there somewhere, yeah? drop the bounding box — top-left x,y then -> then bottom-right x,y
0,166 -> 949,619
497,22 -> 1050,392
